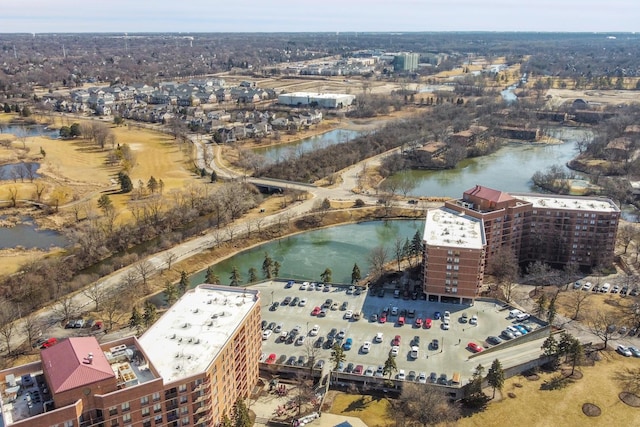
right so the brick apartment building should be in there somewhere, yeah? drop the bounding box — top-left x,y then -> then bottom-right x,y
0,284 -> 262,427
423,185 -> 620,304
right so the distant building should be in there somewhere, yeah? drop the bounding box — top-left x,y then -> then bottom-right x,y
0,284 -> 261,427
393,53 -> 420,72
423,186 -> 619,304
277,92 -> 355,109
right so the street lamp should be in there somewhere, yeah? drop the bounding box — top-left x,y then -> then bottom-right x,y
441,336 -> 444,353
271,290 -> 274,305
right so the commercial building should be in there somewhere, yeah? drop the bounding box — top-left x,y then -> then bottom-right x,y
277,92 -> 356,109
393,53 -> 420,72
0,284 -> 261,427
423,185 -> 620,303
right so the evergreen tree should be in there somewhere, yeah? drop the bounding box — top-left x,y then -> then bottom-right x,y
535,293 -> 548,318
220,413 -> 233,427
233,398 -> 251,427
262,253 -> 273,279
273,261 -> 281,277
383,354 -> 398,379
320,268 -> 332,284
205,266 -> 220,284
147,176 -> 158,193
463,364 -> 490,409
97,194 -> 113,215
129,306 -> 143,335
210,170 -> 217,182
69,123 -> 81,137
330,343 -> 346,370
547,291 -> 558,324
164,281 -> 178,305
230,266 -> 242,286
178,271 -> 189,294
143,301 -> 157,328
248,267 -> 257,283
486,359 -> 505,399
541,335 -> 560,370
410,231 -> 423,262
351,263 -> 361,284
117,171 -> 133,193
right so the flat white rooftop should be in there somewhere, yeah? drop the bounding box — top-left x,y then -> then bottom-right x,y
138,284 -> 259,384
511,194 -> 619,213
424,207 -> 485,249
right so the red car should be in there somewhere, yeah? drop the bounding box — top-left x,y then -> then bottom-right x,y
379,313 -> 387,324
397,316 -> 405,326
311,306 -> 321,316
41,338 -> 58,349
353,365 -> 364,375
266,353 -> 277,364
467,342 -> 484,353
392,335 -> 401,346
414,318 -> 423,328
424,318 -> 432,329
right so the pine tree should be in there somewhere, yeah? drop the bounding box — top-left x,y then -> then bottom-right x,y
164,281 -> 178,305
129,306 -> 143,335
230,266 -> 242,286
147,176 -> 158,193
273,261 -> 281,277
248,267 -> 257,283
487,359 -> 505,399
233,398 -> 251,427
262,253 -> 273,279
143,301 -> 157,328
320,268 -> 332,284
205,266 -> 219,284
383,354 -> 398,379
351,263 -> 361,284
178,271 -> 189,294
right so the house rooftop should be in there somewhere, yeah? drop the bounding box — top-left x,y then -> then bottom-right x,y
138,284 -> 259,385
510,193 -> 620,213
424,207 -> 485,250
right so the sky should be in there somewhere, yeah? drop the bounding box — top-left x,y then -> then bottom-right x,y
1,0 -> 638,33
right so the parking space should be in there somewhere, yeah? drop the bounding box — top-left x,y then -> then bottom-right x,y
256,280 -> 543,383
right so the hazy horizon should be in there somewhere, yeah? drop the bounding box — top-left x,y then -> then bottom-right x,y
2,1 -> 638,34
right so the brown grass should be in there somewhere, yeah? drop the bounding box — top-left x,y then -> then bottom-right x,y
328,392 -> 394,427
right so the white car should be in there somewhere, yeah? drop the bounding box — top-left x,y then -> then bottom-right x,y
344,310 -> 353,319
582,282 -> 592,291
443,311 -> 451,321
397,369 -> 406,380
262,330 -> 272,340
390,346 -> 399,357
469,315 -> 478,325
410,346 -> 419,359
309,324 -> 320,336
417,372 -> 427,383
442,320 -> 450,330
361,341 -> 372,353
299,298 -> 307,307
296,335 -> 306,346
506,325 -> 522,337
364,366 -> 375,377
617,344 -> 633,357
391,307 -> 399,316
374,332 -> 384,343
516,313 -> 530,322
300,282 -> 308,290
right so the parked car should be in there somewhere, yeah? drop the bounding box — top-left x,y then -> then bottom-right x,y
374,332 -> 384,343
296,335 -> 306,346
506,325 -> 523,337
397,369 -> 406,380
262,330 -> 273,340
438,374 -> 448,385
343,338 -> 353,350
375,365 -> 385,377
469,315 -> 478,325
344,310 -> 354,319
286,356 -> 297,366
582,282 -> 592,291
336,329 -> 346,340
309,324 -> 320,336
501,330 -> 515,340
486,336 -> 503,345
370,313 -> 378,322
353,365 -> 364,375
443,311 -> 451,321
364,366 -> 375,377
429,372 -> 438,383
266,353 -> 277,364
40,337 -> 58,349
285,281 -> 295,289
318,309 -> 327,318
274,323 -> 283,333
418,372 -> 427,384
341,301 -> 349,310
379,313 -> 387,323
410,346 -> 419,359
328,328 -> 338,339
611,285 -> 620,294
398,316 -> 406,326
617,344 -> 633,357
513,324 -> 528,335
361,341 -> 371,353
314,336 -> 324,348
390,346 -> 400,357
392,335 -> 401,346
573,281 -> 582,289
345,363 -> 355,373
299,282 -> 308,290
297,356 -> 307,367
282,296 -> 292,305
414,318 -> 423,328
460,312 -> 468,323
430,339 -> 439,350
267,322 -> 276,330
434,311 -> 442,320
516,313 -> 530,322
468,342 -> 484,353
331,302 -> 339,310
407,371 -> 417,381
424,318 -> 433,329
441,319 -> 450,330
391,307 -> 399,316
407,309 -> 416,318
299,298 -> 307,307
628,346 -> 640,357
270,302 -> 279,311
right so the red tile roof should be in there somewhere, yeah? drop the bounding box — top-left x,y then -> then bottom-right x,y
42,337 -> 115,394
465,185 -> 514,204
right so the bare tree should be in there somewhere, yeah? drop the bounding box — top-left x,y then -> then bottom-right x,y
7,186 -> 18,207
568,290 -> 591,320
22,312 -> 42,350
388,382 -> 460,427
0,299 -> 19,355
53,295 -> 77,325
487,246 -> 519,301
164,252 -> 178,272
615,367 -> 640,394
83,282 -> 106,311
368,245 -> 388,281
393,237 -> 405,272
135,260 -> 155,293
586,310 -> 620,350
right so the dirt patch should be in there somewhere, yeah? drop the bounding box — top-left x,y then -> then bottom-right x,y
619,392 -> 640,408
507,392 -> 517,398
561,369 -> 583,380
581,403 -> 601,417
525,374 -> 540,381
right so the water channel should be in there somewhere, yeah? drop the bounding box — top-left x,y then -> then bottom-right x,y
189,219 -> 425,286
0,217 -> 67,250
0,162 -> 41,181
388,127 -> 591,198
252,129 -> 362,164
1,124 -> 58,139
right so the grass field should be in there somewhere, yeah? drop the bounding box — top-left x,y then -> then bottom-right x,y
328,352 -> 640,427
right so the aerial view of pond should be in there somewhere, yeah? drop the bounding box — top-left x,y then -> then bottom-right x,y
1,124 -> 59,139
253,129 -> 362,164
0,162 -> 41,180
189,219 -> 424,286
388,127 -> 591,198
0,217 -> 66,250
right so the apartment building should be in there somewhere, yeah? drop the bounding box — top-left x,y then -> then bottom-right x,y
0,284 -> 262,427
423,185 -> 620,303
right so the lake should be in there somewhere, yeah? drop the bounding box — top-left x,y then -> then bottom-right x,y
0,217 -> 66,250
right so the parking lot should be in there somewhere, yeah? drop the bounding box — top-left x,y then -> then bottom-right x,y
255,280 -> 543,384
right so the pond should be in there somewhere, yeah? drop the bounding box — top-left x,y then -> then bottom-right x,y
1,124 -> 59,139
253,129 -> 362,164
388,127 -> 590,198
190,219 -> 425,287
0,217 -> 66,250
0,162 -> 41,181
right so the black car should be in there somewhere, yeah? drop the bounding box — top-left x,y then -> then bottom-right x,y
269,302 -> 279,311
315,336 -> 325,348
297,355 -> 307,367
282,296 -> 292,305
324,337 -> 335,349
286,356 -> 297,365
437,374 -> 448,385
345,362 -> 355,373
261,320 -> 268,330
340,301 -> 349,311
291,297 -> 300,306
377,289 -> 385,297
407,309 -> 416,318
327,328 -> 338,339
429,372 -> 437,383
431,339 -> 439,350
486,336 -> 503,345
400,309 -> 407,317
412,336 -> 420,346
267,322 -> 276,330
354,288 -> 363,296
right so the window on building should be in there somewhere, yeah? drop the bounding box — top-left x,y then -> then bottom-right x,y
182,416 -> 190,425
155,415 -> 163,424
180,396 -> 188,404
446,265 -> 452,270
154,404 -> 162,413
123,414 -> 131,423
121,402 -> 130,412
64,422 -> 74,427
141,396 -> 149,405
453,265 -> 459,271
143,420 -> 152,427
142,408 -> 150,417
110,420 -> 119,427
152,392 -> 161,402
447,250 -> 453,255
109,407 -> 118,416
179,384 -> 187,393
